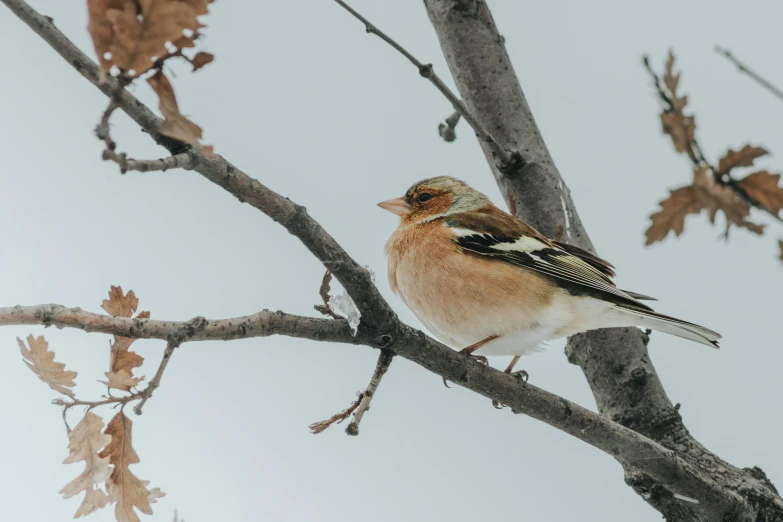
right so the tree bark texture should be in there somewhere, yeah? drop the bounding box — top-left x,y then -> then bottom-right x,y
424,1 -> 781,520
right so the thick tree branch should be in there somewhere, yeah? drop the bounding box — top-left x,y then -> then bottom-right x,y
2,301 -> 761,513
423,1 -> 780,520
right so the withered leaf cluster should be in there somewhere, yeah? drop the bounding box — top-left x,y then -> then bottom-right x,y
645,52 -> 783,253
87,0 -> 214,150
19,286 -> 164,521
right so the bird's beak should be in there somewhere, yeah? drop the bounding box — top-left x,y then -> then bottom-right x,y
377,197 -> 411,216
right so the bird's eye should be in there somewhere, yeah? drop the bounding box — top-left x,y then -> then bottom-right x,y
418,193 -> 432,203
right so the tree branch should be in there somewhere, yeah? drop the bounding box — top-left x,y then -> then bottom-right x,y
332,0 -> 511,165
345,349 -> 393,435
0,0 -> 397,338
423,1 -> 781,519
0,304 -> 359,345
715,46 -> 783,103
102,150 -> 195,173
6,300 -> 769,515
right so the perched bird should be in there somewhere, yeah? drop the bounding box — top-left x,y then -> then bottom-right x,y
379,176 -> 720,375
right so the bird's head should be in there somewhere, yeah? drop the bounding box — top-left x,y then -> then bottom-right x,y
377,176 -> 490,224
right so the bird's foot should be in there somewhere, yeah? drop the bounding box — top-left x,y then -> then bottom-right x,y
458,347 -> 489,366
509,369 -> 529,383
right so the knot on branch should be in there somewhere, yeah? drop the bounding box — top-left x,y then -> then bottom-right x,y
418,63 -> 433,78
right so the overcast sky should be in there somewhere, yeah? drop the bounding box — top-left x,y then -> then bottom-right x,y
2,1 -> 782,521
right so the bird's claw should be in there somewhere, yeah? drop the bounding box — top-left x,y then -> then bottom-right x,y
510,369 -> 529,383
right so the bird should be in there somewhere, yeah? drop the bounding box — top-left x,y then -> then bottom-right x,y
378,176 -> 720,377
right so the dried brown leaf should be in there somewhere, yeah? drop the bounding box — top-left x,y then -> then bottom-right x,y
660,112 -> 695,154
99,413 -> 165,522
738,171 -> 783,213
102,286 -> 149,391
646,167 -> 763,244
190,51 -> 214,71
717,145 -> 768,175
102,286 -> 139,317
102,370 -> 145,390
148,71 -> 211,151
645,185 -> 701,245
662,50 -> 688,113
87,0 -> 212,81
60,412 -> 112,518
18,335 -> 77,397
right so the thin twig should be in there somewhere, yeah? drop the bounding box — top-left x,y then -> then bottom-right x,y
94,77 -> 130,152
309,396 -> 362,434
102,150 -> 195,173
345,349 -> 393,435
134,339 -> 180,415
332,0 -> 511,164
437,111 -> 460,142
53,339 -> 181,416
715,46 -> 783,103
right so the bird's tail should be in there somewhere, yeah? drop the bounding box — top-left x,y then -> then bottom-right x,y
616,307 -> 721,348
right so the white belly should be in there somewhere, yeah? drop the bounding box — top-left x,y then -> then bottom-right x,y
406,288 -> 632,356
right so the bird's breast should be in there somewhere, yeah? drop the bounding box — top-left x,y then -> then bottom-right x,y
385,222 -> 559,351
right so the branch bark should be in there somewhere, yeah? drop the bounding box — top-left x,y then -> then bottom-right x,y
423,1 -> 781,519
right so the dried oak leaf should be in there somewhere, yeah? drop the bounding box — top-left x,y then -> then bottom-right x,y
738,171 -> 783,213
646,185 -> 702,245
100,412 -> 165,522
148,71 -> 211,152
87,0 -> 212,82
190,51 -> 214,72
102,286 -> 149,391
60,412 -> 112,518
663,50 -> 688,112
717,145 -> 768,175
660,112 -> 695,154
18,335 -> 77,397
658,51 -> 696,154
646,167 -> 763,244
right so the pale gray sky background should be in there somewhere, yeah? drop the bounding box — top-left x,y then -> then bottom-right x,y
2,1 -> 782,521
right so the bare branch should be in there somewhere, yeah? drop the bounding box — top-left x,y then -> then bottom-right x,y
715,46 -> 783,103
0,304 -> 358,345
133,339 -> 180,415
345,349 -> 393,435
102,150 -> 195,173
332,0 -> 511,165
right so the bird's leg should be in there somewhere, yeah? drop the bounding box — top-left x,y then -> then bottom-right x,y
443,335 -> 499,388
458,334 -> 499,366
503,355 -> 529,382
492,356 -> 528,408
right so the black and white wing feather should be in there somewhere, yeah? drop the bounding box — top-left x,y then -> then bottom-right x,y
446,220 -> 653,311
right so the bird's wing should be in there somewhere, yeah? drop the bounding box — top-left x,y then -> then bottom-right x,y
444,211 -> 654,311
